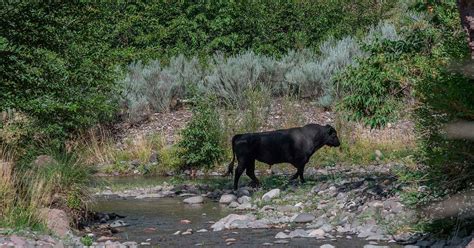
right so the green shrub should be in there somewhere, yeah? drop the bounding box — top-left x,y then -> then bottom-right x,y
178,96 -> 224,171
154,145 -> 184,174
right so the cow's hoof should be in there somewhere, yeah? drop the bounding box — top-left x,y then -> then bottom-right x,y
248,181 -> 259,188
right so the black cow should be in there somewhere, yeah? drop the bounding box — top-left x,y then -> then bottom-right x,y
225,124 -> 341,190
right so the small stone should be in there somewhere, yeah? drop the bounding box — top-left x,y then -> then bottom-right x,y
321,223 -> 333,232
274,240 -> 289,244
196,229 -> 208,233
375,150 -> 383,158
262,189 -> 280,202
141,242 -> 151,245
294,202 -> 304,208
220,194 -> 237,204
228,202 -> 240,208
320,245 -> 335,248
183,196 -> 204,204
180,219 -> 191,224
293,213 -> 315,223
383,200 -> 403,213
262,242 -> 273,246
275,232 -> 290,239
225,238 -> 236,242
363,245 -> 389,248
289,229 -> 308,238
308,229 -> 325,239
236,202 -> 252,210
237,196 -> 251,204
182,229 -> 193,235
173,231 -> 181,235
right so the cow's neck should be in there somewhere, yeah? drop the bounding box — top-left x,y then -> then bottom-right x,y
310,139 -> 325,155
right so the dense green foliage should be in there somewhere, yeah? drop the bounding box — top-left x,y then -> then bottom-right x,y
0,3 -> 118,144
412,3 -> 474,199
178,97 -> 224,170
99,1 -> 393,61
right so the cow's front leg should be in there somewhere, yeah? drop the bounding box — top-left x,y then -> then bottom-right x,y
233,161 -> 246,190
245,160 -> 260,188
298,166 -> 306,184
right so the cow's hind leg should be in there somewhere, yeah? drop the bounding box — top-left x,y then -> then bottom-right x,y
245,160 -> 260,188
233,160 -> 246,190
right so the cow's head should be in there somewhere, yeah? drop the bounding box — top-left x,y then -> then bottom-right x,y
325,124 -> 340,147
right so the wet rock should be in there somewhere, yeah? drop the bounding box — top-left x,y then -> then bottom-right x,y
289,229 -> 309,238
237,196 -> 251,204
275,232 -> 290,239
293,213 -> 315,223
220,194 -> 237,204
320,245 -> 335,248
110,220 -> 129,228
229,219 -> 250,229
366,235 -> 389,241
38,208 -> 70,237
262,189 -> 280,202
308,229 -> 325,239
183,196 -> 204,204
211,214 -> 256,231
247,219 -> 270,229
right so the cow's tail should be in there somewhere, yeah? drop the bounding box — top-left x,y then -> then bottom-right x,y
224,135 -> 239,177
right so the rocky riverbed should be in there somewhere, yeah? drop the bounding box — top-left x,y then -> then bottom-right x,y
89,164 -> 474,247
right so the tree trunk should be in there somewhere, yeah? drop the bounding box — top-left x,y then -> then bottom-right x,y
458,0 -> 474,59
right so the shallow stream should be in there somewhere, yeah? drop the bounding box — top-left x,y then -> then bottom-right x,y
91,176 -> 401,247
